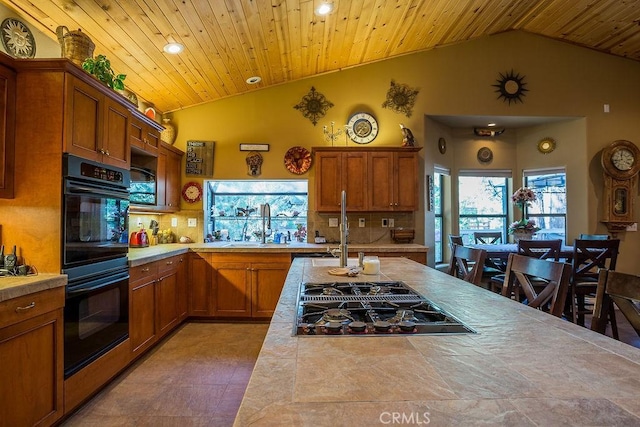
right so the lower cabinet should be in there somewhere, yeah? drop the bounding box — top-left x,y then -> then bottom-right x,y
129,254 -> 185,359
0,287 -> 64,427
211,253 -> 290,318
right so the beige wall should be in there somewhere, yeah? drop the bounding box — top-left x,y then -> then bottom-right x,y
168,30 -> 640,273
0,4 -> 59,58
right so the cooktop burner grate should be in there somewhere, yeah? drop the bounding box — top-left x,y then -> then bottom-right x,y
300,295 -> 426,303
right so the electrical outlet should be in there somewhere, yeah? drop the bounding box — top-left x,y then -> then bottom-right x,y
329,218 -> 339,227
626,223 -> 637,231
187,218 -> 197,227
137,217 -> 143,227
171,217 -> 178,227
359,218 -> 365,227
381,218 -> 388,228
388,218 -> 395,228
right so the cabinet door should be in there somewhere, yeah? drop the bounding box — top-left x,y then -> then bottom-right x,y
165,145 -> 182,210
130,277 -> 156,356
0,309 -> 64,426
368,151 -> 394,211
251,262 -> 290,318
315,151 -> 342,211
145,126 -> 160,155
156,148 -> 167,208
343,152 -> 368,211
211,261 -> 251,317
0,63 -> 15,199
176,256 -> 188,321
130,116 -> 159,157
102,98 -> 129,168
394,151 -> 419,211
156,270 -> 179,337
64,75 -> 102,162
188,253 -> 211,316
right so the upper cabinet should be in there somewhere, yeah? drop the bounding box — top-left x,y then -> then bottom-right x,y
130,114 -> 161,157
0,57 -> 16,199
313,147 -> 421,212
64,74 -> 130,168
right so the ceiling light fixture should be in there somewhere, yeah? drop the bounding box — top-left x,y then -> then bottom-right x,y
163,42 -> 184,54
246,76 -> 261,84
487,122 -> 496,127
315,2 -> 334,16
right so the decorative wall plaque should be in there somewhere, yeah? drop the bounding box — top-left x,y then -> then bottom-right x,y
493,70 -> 528,105
185,140 -> 215,176
382,80 -> 419,117
293,86 -> 333,125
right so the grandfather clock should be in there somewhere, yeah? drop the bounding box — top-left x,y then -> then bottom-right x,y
600,140 -> 640,235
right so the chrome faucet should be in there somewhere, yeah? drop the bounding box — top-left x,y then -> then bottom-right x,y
260,203 -> 271,244
339,190 -> 348,267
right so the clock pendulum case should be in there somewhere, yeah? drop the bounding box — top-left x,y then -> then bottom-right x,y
600,140 -> 640,234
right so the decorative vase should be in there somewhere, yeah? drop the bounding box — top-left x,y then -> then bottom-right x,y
512,230 -> 534,242
161,118 -> 177,145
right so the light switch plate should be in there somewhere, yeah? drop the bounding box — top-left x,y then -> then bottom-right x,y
388,218 -> 395,227
329,218 -> 339,227
171,218 -> 178,227
626,223 -> 637,231
187,218 -> 197,227
359,218 -> 365,227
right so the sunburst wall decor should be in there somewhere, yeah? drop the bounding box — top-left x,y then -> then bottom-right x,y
493,70 -> 528,105
293,86 -> 334,126
382,80 -> 419,117
1,18 -> 36,58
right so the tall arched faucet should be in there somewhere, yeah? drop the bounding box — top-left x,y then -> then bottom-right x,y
339,190 -> 348,267
261,203 -> 271,244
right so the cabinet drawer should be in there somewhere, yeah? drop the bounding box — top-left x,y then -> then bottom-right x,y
0,287 -> 65,328
130,262 -> 159,283
158,255 -> 182,274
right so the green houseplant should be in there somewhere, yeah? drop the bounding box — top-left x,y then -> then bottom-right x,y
81,54 -> 126,90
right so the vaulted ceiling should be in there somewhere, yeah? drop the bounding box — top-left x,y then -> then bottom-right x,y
3,0 -> 640,113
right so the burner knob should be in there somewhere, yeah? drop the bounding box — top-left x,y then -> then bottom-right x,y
373,320 -> 391,333
398,321 -> 417,333
348,321 -> 367,333
325,322 -> 343,334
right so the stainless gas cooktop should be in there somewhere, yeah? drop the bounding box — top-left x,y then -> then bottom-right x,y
294,281 -> 476,336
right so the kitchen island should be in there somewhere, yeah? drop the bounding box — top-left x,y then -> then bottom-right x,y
234,257 -> 640,426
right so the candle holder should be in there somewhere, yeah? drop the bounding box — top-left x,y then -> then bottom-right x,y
323,121 -> 344,146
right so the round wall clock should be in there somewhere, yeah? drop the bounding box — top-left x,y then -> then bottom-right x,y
182,181 -> 203,203
438,137 -> 447,154
1,18 -> 36,58
601,139 -> 640,179
537,137 -> 556,154
477,147 -> 493,163
347,112 -> 379,144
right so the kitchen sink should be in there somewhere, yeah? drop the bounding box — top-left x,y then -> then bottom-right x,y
311,258 -> 358,267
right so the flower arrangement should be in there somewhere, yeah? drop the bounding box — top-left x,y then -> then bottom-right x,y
294,224 -> 307,242
509,187 -> 540,235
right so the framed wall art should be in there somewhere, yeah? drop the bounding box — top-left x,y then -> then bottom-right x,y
186,140 -> 215,176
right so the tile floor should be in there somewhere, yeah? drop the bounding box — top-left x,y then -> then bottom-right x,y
61,311 -> 638,426
61,322 -> 269,427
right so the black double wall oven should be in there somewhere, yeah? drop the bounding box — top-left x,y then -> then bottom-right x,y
62,154 -> 130,378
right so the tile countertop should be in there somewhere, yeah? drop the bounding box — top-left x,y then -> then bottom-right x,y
233,257 -> 640,426
127,242 -> 428,267
0,274 -> 67,303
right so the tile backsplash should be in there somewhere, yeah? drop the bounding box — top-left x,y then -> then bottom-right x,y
129,211 -> 204,244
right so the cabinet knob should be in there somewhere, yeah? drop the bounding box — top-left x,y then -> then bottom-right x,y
166,261 -> 173,265
105,150 -> 110,156
142,267 -> 150,272
15,302 -> 35,312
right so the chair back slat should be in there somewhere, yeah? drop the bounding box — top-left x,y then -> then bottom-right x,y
447,244 -> 487,286
501,253 -> 571,318
571,239 -> 620,283
517,239 -> 562,261
591,270 -> 640,337
473,231 -> 502,244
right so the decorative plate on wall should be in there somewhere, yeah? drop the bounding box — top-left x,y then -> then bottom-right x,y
537,137 -> 556,154
284,146 -> 312,174
1,18 -> 36,58
477,147 -> 493,163
438,137 -> 447,154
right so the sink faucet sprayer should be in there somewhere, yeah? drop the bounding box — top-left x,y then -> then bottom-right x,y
339,190 -> 348,267
260,203 -> 271,244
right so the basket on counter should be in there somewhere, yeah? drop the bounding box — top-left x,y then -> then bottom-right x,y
391,228 -> 415,244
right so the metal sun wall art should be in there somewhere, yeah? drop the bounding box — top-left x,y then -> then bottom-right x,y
493,70 -> 528,105
293,86 -> 334,125
382,80 -> 419,117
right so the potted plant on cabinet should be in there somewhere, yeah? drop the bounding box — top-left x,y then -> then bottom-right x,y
81,54 -> 126,90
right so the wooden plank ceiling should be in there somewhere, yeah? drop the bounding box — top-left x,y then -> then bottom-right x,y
3,0 -> 640,113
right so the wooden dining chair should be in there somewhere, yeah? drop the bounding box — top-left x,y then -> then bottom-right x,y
591,269 -> 640,338
447,244 -> 487,286
489,239 -> 563,293
448,234 -> 463,249
569,239 -> 620,327
473,231 -> 503,244
501,253 -> 571,318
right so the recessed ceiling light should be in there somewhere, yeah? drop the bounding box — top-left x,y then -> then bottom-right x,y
315,2 -> 333,15
163,43 -> 184,54
246,76 -> 261,84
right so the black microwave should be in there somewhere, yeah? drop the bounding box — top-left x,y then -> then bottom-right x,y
129,166 -> 156,205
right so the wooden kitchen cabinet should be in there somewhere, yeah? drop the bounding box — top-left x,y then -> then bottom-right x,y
368,149 -> 420,211
156,255 -> 182,337
129,262 -> 158,357
188,252 -> 212,316
0,59 -> 16,199
314,149 -> 368,212
313,147 -> 420,212
130,114 -> 161,157
64,74 -> 130,168
0,287 -> 65,427
156,142 -> 183,212
210,253 -> 290,318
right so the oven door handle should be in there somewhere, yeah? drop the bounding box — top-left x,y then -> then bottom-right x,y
66,183 -> 129,200
67,272 -> 130,295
